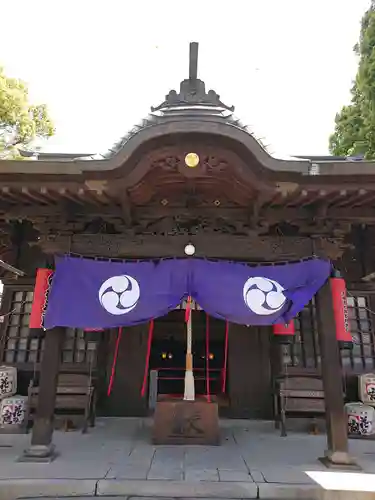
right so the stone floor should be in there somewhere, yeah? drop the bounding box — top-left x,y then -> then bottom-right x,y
0,418 -> 375,484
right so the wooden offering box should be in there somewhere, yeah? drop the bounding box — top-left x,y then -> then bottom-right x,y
152,398 -> 220,445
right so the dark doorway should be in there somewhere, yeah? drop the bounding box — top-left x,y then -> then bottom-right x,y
99,313 -> 272,419
150,310 -> 226,400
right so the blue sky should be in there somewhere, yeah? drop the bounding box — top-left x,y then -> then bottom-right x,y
0,0 -> 370,158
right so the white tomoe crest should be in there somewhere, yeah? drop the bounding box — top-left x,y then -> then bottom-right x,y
98,275 -> 140,315
243,277 -> 286,316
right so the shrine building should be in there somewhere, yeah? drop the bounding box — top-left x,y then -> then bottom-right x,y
0,42 -> 374,465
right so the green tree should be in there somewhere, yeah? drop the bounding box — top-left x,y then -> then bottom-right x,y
329,1 -> 375,159
0,67 -> 54,159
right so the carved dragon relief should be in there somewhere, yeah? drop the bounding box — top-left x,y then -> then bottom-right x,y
151,155 -> 181,172
137,215 -> 268,236
26,208 -> 355,244
34,231 -> 349,262
29,213 -> 350,262
13,202 -> 355,263
30,212 -> 270,238
30,211 -> 351,235
314,237 -> 353,261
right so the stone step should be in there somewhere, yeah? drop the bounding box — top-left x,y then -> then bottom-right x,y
18,480 -> 375,500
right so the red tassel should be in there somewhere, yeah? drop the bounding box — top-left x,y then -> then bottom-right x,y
185,296 -> 191,323
273,321 -> 295,344
222,321 -> 229,393
107,327 -> 123,396
141,320 -> 154,397
205,313 -> 211,403
29,269 -> 53,329
331,270 -> 353,350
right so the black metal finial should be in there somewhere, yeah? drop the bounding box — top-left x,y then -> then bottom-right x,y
151,42 -> 234,112
189,42 -> 198,80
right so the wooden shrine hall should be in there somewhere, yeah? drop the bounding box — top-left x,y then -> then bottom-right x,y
0,42 -> 375,466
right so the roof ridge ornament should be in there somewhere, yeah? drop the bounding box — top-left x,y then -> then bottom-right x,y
151,42 -> 234,112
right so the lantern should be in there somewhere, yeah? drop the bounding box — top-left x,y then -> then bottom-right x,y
330,269 -> 353,350
273,321 -> 295,344
29,268 -> 53,336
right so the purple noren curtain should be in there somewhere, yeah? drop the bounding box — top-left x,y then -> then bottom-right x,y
190,258 -> 331,325
44,256 -> 188,329
44,256 -> 331,329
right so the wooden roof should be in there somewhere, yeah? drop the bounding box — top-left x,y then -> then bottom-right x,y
1,43 -> 375,217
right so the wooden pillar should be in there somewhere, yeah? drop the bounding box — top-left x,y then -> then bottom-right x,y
20,327 -> 65,462
315,281 -> 357,467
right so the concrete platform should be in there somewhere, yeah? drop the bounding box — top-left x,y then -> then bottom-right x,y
0,418 -> 375,499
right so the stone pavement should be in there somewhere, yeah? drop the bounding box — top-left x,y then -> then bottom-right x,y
0,418 -> 375,499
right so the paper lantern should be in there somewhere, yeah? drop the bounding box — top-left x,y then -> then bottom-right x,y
330,270 -> 353,350
0,366 -> 17,400
29,268 -> 53,330
273,321 -> 295,344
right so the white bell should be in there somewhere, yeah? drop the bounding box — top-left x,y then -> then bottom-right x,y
184,243 -> 195,256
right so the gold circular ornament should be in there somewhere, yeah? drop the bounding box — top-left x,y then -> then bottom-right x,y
185,152 -> 199,168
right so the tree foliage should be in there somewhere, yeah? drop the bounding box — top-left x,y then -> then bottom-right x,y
329,1 -> 375,159
0,67 -> 54,159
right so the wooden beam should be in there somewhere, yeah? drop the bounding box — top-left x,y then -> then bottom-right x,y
361,271 -> 375,282
21,187 -> 50,204
20,327 -> 65,462
333,189 -> 367,208
35,233 -> 346,260
3,203 -> 375,223
0,259 -> 25,276
315,281 -> 357,468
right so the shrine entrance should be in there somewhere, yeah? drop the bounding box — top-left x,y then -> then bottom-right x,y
100,307 -> 274,419
150,310 -> 226,402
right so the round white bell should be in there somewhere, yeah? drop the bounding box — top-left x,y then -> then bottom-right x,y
184,243 -> 195,256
